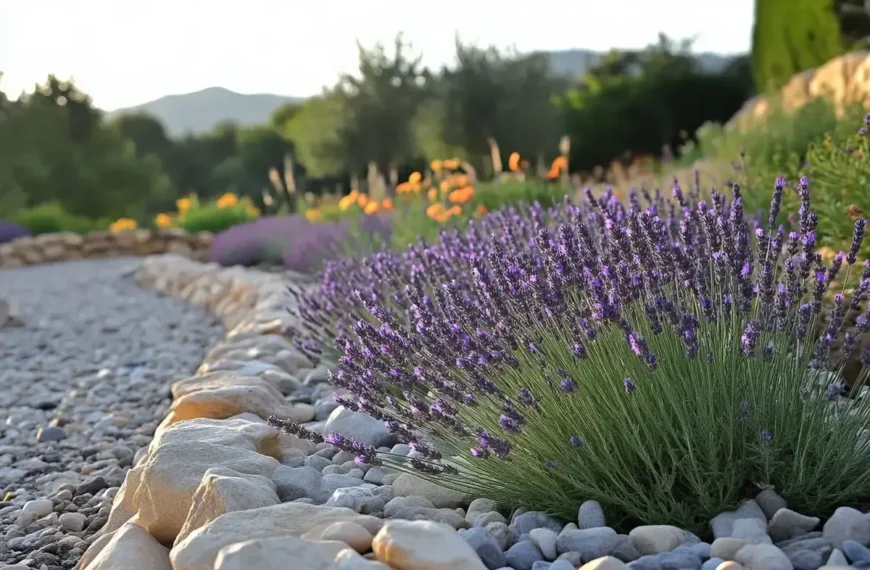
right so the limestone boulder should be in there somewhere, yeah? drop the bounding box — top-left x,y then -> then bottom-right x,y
174,467 -> 280,546
170,503 -> 382,570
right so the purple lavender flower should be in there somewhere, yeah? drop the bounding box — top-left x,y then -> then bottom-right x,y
741,321 -> 760,356
623,378 -> 636,394
849,218 -> 866,265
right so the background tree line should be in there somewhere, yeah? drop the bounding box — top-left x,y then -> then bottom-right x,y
6,21 -> 847,222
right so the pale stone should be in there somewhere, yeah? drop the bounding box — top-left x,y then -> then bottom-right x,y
766,508 -> 819,542
734,544 -> 793,570
715,563 -> 747,570
333,548 -> 393,569
530,528 -> 559,560
174,467 -> 279,546
150,417 -> 281,458
81,522 -> 170,570
372,519 -> 487,570
320,521 -> 374,553
711,538 -> 748,560
213,537 -> 345,570
135,441 -> 279,544
391,473 -> 469,508
167,384 -> 312,425
580,556 -> 629,570
629,525 -> 696,555
171,371 -> 283,400
171,503 -> 382,570
823,506 -> 870,549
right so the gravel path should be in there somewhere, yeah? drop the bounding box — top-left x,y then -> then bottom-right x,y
0,258 -> 223,569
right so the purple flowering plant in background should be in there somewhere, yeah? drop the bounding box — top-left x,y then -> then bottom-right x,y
0,220 -> 31,245
273,176 -> 870,531
210,213 -> 391,272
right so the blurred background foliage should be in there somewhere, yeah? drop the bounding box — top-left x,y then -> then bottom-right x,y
3,0 -> 870,245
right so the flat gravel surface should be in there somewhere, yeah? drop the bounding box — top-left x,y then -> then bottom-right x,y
0,258 -> 223,569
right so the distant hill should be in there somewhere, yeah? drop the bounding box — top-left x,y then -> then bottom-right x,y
106,87 -> 305,136
109,50 -> 743,136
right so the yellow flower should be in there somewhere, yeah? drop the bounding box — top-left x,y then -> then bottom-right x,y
364,201 -> 381,215
508,152 -> 521,172
305,209 -> 323,222
216,193 -> 239,209
245,203 -> 260,217
109,218 -> 137,232
408,171 -> 422,184
154,213 -> 173,229
338,194 -> 357,211
176,198 -> 193,213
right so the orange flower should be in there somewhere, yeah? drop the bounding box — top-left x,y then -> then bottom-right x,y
408,171 -> 422,184
440,180 -> 451,193
396,182 -> 414,194
357,194 -> 370,208
338,194 -> 357,211
448,205 -> 462,216
476,205 -> 488,216
442,158 -> 460,170
305,209 -> 323,222
508,152 -> 520,172
448,186 -> 474,205
430,159 -> 442,171
363,201 -> 380,215
426,203 -> 444,219
381,199 -> 394,211
428,188 -> 438,201
548,156 -> 569,179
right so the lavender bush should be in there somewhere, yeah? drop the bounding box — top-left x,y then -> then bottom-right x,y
0,220 -> 31,244
274,177 -> 870,530
210,216 -> 310,267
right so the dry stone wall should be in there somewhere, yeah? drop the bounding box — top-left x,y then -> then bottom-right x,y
728,50 -> 870,130
0,229 -> 213,268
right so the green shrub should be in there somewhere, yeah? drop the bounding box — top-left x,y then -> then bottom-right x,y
175,203 -> 257,234
805,112 -> 870,256
13,202 -> 109,235
472,180 -> 570,213
684,96 -> 864,217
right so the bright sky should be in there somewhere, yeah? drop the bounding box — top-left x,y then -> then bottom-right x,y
0,0 -> 754,111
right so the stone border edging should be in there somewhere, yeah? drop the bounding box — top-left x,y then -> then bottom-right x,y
76,254 -> 337,569
78,255 -> 490,570
0,229 -> 214,269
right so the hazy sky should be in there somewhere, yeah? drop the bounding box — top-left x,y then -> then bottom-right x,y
0,0 -> 754,111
